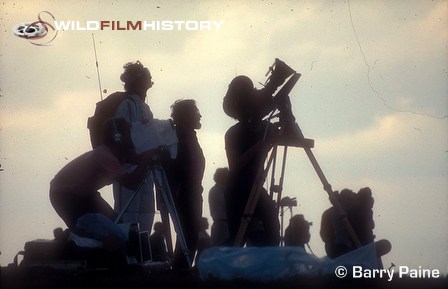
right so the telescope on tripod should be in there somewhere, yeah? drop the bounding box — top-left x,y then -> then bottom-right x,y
233,59 -> 362,249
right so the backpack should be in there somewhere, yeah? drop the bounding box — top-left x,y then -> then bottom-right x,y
87,91 -> 131,148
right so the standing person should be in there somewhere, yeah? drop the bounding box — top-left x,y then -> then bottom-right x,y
208,167 -> 230,245
50,118 -> 155,237
223,75 -> 281,247
113,60 -> 155,232
166,99 -> 205,269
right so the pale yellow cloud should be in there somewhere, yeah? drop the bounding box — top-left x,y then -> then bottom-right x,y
318,112 -> 447,159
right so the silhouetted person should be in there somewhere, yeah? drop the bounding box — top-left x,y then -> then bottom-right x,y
320,189 -> 357,258
166,99 -> 205,269
113,60 -> 155,232
53,227 -> 70,242
320,188 -> 376,259
196,217 -> 212,263
351,187 -> 375,244
223,75 -> 282,246
150,222 -> 169,262
320,205 -> 336,257
284,214 -> 311,249
208,167 -> 230,245
50,118 -> 155,235
245,219 -> 269,246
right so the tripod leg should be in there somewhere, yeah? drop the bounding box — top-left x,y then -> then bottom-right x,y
234,149 -> 276,246
114,167 -> 152,224
280,207 -> 285,246
152,165 -> 192,267
275,146 -> 288,216
303,146 -> 361,247
157,191 -> 174,257
294,122 -> 361,248
269,146 -> 278,199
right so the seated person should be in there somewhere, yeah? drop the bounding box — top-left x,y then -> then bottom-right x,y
320,189 -> 357,258
284,214 -> 312,249
150,222 -> 170,262
320,188 -> 377,259
196,217 -> 212,262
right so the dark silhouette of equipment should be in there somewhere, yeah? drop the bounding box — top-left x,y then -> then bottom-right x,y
114,149 -> 192,268
233,59 -> 361,249
278,196 -> 297,246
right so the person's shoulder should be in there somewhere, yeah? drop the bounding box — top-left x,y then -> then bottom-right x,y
208,184 -> 219,194
225,122 -> 242,136
118,92 -> 137,103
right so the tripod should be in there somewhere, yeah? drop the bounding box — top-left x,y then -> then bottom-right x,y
233,66 -> 361,248
115,163 -> 192,268
234,122 -> 361,248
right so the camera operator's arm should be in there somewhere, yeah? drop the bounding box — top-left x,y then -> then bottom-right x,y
225,125 -> 278,174
226,141 -> 270,173
117,150 -> 155,190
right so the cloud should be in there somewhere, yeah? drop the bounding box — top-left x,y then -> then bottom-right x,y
319,114 -> 409,155
316,112 -> 447,178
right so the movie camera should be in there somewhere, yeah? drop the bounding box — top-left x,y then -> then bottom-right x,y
147,145 -> 172,163
261,59 -> 314,148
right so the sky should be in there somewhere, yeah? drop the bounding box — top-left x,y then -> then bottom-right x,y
1,0 -> 447,273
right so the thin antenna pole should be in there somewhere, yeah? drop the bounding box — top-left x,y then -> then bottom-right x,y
92,33 -> 103,100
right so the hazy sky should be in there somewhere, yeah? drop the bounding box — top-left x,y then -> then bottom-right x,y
1,0 -> 447,272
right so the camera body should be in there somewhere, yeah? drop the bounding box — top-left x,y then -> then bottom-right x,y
264,58 -> 297,95
264,59 -> 314,149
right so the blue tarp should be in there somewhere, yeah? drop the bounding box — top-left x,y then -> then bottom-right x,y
75,213 -> 128,242
197,244 -> 379,281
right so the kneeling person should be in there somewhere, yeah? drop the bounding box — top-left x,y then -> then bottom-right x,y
49,118 -> 155,236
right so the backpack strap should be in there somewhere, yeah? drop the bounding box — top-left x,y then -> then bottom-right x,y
116,93 -> 138,123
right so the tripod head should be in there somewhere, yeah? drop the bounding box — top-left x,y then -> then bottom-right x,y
149,145 -> 172,164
